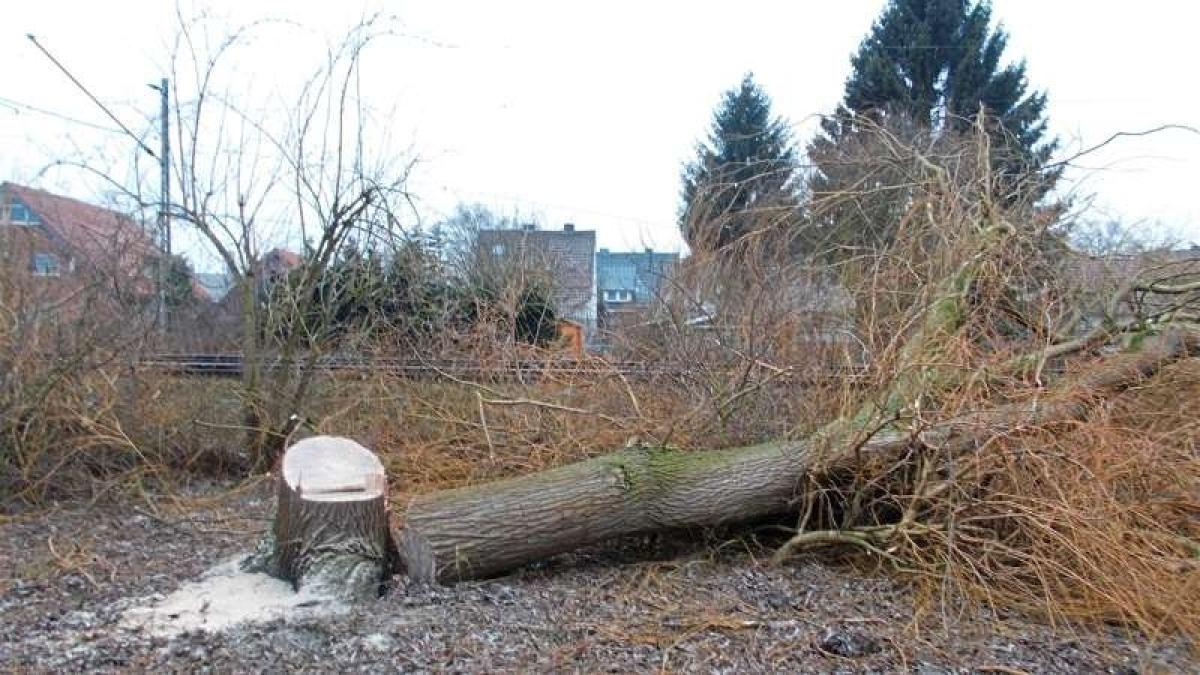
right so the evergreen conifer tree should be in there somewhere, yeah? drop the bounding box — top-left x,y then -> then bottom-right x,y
807,0 -> 1058,256
680,73 -> 798,252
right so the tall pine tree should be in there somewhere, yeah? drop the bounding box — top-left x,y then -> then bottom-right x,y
807,0 -> 1058,255
681,73 -> 798,253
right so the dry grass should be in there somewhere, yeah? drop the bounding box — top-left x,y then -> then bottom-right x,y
912,359 -> 1200,640
307,352 -> 851,508
3,117 -> 1197,653
769,117 -> 1200,647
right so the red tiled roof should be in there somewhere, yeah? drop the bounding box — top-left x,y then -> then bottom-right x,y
263,247 -> 303,270
2,182 -> 220,302
2,182 -> 158,268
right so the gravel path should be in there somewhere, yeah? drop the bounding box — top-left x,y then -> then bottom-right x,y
1,482 -> 1193,673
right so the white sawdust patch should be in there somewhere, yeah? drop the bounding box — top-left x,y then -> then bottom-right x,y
121,556 -> 348,637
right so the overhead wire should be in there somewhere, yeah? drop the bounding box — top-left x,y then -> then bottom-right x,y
0,94 -> 124,134
25,33 -> 157,158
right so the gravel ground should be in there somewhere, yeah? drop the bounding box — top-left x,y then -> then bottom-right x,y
0,482 -> 1194,673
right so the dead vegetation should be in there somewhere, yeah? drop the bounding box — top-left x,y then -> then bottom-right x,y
775,118 -> 1199,644
2,118 -> 1198,656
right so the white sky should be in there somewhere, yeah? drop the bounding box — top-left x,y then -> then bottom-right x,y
3,1 -> 1198,272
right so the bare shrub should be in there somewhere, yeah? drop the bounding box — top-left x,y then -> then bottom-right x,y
0,228 -> 157,503
764,117 -> 1200,644
602,241 -> 860,447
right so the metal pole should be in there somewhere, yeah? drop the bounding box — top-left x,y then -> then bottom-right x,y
157,78 -> 170,335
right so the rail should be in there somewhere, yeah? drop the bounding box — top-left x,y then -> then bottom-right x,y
139,353 -> 869,384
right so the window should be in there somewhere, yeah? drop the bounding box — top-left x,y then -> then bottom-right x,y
31,253 -> 61,277
491,243 -> 506,256
604,289 -> 633,303
7,201 -> 39,225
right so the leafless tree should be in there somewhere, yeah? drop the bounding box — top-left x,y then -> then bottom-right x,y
164,10 -> 418,468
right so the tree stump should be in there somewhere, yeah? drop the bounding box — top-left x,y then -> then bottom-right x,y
243,436 -> 394,601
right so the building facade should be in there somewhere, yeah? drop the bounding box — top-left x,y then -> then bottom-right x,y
475,223 -> 597,338
1,182 -> 173,317
1,182 -> 157,285
596,247 -> 679,319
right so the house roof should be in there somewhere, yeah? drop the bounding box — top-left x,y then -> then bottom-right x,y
2,182 -> 158,265
1066,247 -> 1200,320
596,249 -> 679,301
2,182 -> 219,302
263,247 -> 303,269
1067,247 -> 1200,289
476,226 -> 597,275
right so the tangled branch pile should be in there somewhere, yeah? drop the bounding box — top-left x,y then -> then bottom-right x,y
392,119 -> 1199,646
2,115 -> 1195,647
769,119 -> 1200,641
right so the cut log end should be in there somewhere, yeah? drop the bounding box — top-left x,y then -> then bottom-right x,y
244,436 -> 395,601
284,436 -> 386,502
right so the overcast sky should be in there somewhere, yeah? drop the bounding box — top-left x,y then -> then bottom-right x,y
3,1 -> 1198,271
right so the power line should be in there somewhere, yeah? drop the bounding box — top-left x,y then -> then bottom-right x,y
0,94 -> 124,133
26,34 -> 157,158
433,185 -> 675,232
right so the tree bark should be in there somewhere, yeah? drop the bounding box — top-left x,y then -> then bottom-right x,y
400,440 -> 824,583
245,436 -> 394,600
400,330 -> 1197,584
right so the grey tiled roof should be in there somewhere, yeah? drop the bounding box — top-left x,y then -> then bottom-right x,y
596,249 -> 679,305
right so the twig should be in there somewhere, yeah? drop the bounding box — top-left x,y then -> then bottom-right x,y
613,367 -> 644,420
480,396 -> 627,429
771,528 -> 901,565
975,666 -> 1032,675
477,391 -> 496,463
45,536 -> 99,589
1047,124 -> 1200,169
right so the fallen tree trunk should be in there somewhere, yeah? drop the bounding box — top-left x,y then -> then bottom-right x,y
400,439 -> 824,583
244,436 -> 394,600
400,330 -> 1196,583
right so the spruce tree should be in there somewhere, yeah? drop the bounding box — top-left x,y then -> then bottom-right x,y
807,0 -> 1058,256
841,0 -> 1051,153
680,73 -> 798,252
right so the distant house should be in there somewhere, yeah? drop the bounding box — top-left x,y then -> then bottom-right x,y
475,223 -> 597,338
194,272 -> 233,302
1066,246 -> 1200,330
596,248 -> 679,318
258,248 -> 304,286
2,182 -> 157,287
215,247 -> 304,308
0,182 -> 218,316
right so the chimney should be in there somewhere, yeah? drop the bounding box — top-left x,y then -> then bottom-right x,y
563,222 -> 575,232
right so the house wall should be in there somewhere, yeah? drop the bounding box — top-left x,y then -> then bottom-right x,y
1,184 -> 162,336
476,225 -> 597,337
596,248 -> 679,309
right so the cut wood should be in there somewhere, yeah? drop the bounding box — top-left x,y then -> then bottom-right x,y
399,331 -> 1197,584
400,439 -> 822,583
244,436 -> 394,601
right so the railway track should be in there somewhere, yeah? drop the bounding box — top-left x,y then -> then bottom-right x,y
140,353 -> 867,384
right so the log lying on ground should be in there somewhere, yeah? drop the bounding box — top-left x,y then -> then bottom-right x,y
244,436 -> 394,600
400,330 -> 1197,584
401,439 -> 824,583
